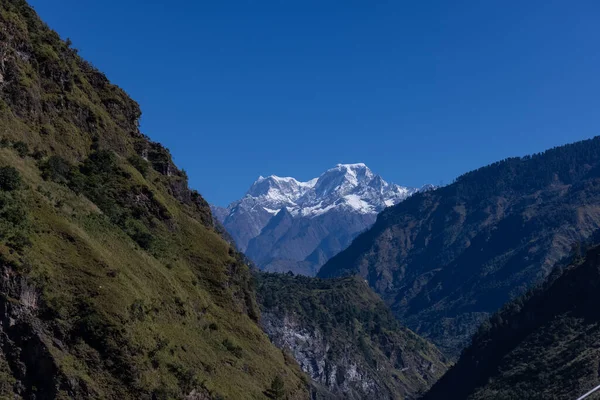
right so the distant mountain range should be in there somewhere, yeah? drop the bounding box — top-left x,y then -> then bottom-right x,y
212,163 -> 431,275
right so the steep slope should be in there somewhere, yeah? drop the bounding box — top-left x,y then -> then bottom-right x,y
256,273 -> 449,400
319,137 -> 600,357
422,242 -> 600,400
0,1 -> 309,398
215,164 -> 424,276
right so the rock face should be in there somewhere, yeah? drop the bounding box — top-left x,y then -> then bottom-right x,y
422,241 -> 600,400
319,136 -> 600,358
0,263 -> 63,399
261,312 -> 380,399
257,273 -> 449,399
214,164 -> 427,275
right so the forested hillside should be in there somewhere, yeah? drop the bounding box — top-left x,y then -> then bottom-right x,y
422,241 -> 600,400
319,136 -> 600,356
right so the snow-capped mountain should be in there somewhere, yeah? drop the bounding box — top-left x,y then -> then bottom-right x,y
212,163 -> 430,276
236,163 -> 418,218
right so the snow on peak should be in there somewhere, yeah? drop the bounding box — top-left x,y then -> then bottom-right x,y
343,194 -> 375,213
336,162 -> 367,169
228,163 -> 425,219
313,163 -> 376,198
263,207 -> 281,215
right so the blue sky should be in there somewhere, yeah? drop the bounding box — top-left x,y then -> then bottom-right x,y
29,0 -> 600,206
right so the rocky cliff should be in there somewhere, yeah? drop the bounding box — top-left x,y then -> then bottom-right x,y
257,273 -> 449,399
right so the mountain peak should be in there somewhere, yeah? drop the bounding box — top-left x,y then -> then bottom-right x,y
217,163 -> 425,255
315,163 -> 376,197
216,163 -> 427,274
232,163 -> 420,217
246,174 -> 316,206
336,162 -> 368,169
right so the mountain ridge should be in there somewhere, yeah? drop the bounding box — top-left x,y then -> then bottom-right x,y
319,136 -> 600,357
218,163 -> 423,224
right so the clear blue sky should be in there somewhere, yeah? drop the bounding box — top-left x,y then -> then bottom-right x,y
28,0 -> 600,206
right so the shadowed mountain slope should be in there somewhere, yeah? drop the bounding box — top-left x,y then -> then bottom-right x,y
319,136 -> 600,357
422,242 -> 600,400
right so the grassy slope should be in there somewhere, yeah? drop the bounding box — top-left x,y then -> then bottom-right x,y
0,1 -> 308,398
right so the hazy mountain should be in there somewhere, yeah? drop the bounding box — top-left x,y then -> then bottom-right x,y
213,163 -> 427,275
319,136 -> 600,357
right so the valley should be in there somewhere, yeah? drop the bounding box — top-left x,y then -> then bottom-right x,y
0,1 -> 598,399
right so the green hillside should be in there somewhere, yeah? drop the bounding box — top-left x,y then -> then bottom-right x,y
0,1 -> 309,398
